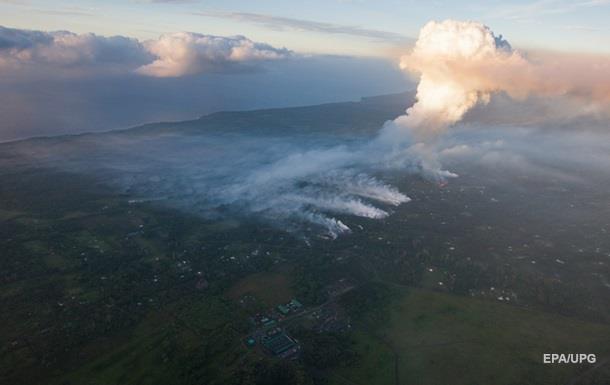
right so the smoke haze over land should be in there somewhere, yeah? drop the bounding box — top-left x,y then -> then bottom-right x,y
3,20 -> 610,237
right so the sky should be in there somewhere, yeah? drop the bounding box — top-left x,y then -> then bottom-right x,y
1,0 -> 609,56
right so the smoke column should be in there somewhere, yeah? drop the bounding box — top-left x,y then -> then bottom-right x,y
386,19 -> 610,144
372,19 -> 610,182
380,20 -> 519,145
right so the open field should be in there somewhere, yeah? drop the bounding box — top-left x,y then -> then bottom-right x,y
52,296 -> 251,385
332,288 -> 610,385
227,268 -> 295,307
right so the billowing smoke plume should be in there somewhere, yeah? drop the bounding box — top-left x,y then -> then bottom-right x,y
369,21 -> 520,181
390,19 -> 610,141
395,20 -> 515,139
374,19 -> 610,182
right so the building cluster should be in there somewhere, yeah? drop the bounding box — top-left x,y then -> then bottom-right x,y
261,327 -> 300,359
276,298 -> 303,316
245,298 -> 304,359
242,279 -> 356,360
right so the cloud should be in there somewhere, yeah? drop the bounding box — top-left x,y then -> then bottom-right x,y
0,26 -> 152,75
136,32 -> 291,77
0,26 -> 291,78
195,11 -> 409,42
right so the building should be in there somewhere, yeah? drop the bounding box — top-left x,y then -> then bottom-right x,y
262,331 -> 299,358
288,299 -> 303,310
277,304 -> 290,315
277,298 -> 304,315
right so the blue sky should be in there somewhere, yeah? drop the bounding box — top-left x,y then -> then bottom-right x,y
1,0 -> 609,55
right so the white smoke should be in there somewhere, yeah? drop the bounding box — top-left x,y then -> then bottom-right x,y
379,20 -> 516,146
370,19 -> 610,183
325,173 -> 411,206
215,157 -> 410,237
390,19 -> 610,141
355,20 -> 514,182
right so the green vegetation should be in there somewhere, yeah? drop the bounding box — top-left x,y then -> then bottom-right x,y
340,282 -> 395,323
330,332 -> 395,385
2,96 -> 610,384
227,269 -> 294,307
296,329 -> 358,370
332,288 -> 610,385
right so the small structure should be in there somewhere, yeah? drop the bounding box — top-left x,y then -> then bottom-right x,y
261,317 -> 276,328
262,331 -> 299,358
277,304 -> 290,315
288,299 -> 303,310
277,298 -> 304,315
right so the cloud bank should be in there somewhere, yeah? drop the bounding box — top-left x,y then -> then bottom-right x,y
0,26 -> 150,74
0,26 -> 290,78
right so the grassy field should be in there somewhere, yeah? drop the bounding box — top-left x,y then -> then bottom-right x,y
52,296 -> 250,385
226,268 -> 295,307
332,288 -> 610,385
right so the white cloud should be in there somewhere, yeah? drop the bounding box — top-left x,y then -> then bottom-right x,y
0,26 -> 291,78
0,26 -> 151,75
136,32 -> 291,77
